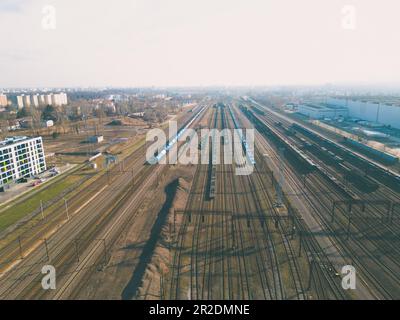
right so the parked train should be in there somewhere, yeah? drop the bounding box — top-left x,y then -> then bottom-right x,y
228,105 -> 256,165
241,106 -> 315,173
291,122 -> 400,193
146,105 -> 206,165
342,137 -> 398,166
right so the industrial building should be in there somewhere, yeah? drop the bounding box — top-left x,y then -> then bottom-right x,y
88,135 -> 104,144
328,97 -> 400,129
42,120 -> 54,128
297,103 -> 348,119
0,136 -> 46,188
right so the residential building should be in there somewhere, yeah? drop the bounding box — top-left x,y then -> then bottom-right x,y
0,136 -> 46,187
32,95 -> 39,107
45,94 -> 53,106
23,95 -> 31,107
0,94 -> 7,107
17,96 -> 24,109
59,92 -> 68,105
39,95 -> 46,106
50,93 -> 68,106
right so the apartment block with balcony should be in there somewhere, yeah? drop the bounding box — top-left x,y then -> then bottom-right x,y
0,136 -> 47,187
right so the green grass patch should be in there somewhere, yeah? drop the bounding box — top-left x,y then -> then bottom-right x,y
0,173 -> 83,232
0,135 -> 146,234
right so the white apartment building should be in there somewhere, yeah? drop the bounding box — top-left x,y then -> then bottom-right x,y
0,94 -> 7,107
45,94 -> 53,106
51,93 -> 68,106
23,95 -> 31,107
13,93 -> 68,108
51,94 -> 60,106
0,136 -> 47,187
17,96 -> 24,109
32,95 -> 39,107
59,92 -> 68,105
39,95 -> 46,106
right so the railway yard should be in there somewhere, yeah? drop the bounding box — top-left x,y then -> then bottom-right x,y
0,96 -> 400,300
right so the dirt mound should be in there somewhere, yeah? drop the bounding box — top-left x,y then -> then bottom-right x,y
107,117 -> 147,127
135,177 -> 191,300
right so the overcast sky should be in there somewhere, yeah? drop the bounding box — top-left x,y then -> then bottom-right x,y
1,0 -> 399,88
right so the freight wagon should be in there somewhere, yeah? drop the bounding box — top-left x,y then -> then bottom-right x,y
342,137 -> 398,166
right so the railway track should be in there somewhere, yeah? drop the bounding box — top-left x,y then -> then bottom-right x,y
0,107 -> 205,299
166,107 -> 215,299
229,105 -> 308,300
261,106 -> 400,298
167,102 -> 345,300
242,101 -> 400,299
0,145 -> 146,271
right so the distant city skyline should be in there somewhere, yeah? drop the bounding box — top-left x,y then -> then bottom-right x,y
1,0 -> 400,88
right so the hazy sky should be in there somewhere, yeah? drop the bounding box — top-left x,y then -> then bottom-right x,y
1,0 -> 400,87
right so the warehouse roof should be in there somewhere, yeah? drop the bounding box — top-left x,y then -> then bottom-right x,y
331,96 -> 400,107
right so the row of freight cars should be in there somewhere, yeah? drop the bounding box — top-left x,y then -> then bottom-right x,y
290,123 -> 400,192
243,105 -> 373,198
296,136 -> 379,192
341,137 -> 398,166
240,106 -> 316,174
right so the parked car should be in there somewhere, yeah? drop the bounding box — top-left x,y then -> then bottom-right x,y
31,181 -> 41,187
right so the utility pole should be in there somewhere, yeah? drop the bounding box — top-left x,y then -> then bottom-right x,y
346,204 -> 352,240
231,218 -> 235,249
74,239 -> 80,262
271,170 -> 274,187
275,148 -> 285,207
44,238 -> 50,261
18,236 -> 23,259
40,200 -> 44,220
388,202 -> 393,224
102,239 -> 107,268
169,222 -> 172,250
173,208 -> 176,234
331,201 -> 336,223
390,203 -> 395,224
308,254 -> 314,291
64,198 -> 70,221
298,230 -> 303,257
